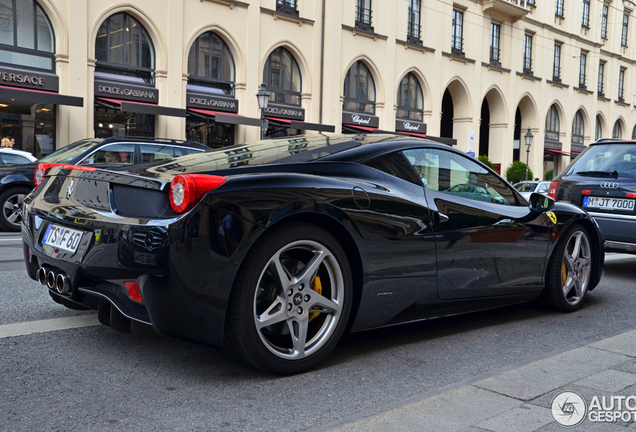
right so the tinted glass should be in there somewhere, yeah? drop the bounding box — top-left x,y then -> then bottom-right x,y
365,152 -> 420,184
403,148 -> 516,205
1,153 -> 30,164
566,144 -> 636,178
39,139 -> 102,163
140,144 -> 174,163
16,0 -> 35,49
80,143 -> 135,165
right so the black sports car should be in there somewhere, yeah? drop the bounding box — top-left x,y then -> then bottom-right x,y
22,134 -> 605,374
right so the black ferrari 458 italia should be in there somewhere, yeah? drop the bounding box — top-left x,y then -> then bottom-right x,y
22,134 -> 605,374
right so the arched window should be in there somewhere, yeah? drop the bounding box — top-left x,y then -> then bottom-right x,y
0,0 -> 54,70
595,116 -> 602,141
572,111 -> 584,145
263,47 -> 301,106
95,13 -> 155,84
187,32 -> 235,96
396,73 -> 423,121
344,61 -> 376,114
545,105 -> 560,141
613,120 -> 622,138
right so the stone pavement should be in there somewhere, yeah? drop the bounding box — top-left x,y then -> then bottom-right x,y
326,329 -> 636,431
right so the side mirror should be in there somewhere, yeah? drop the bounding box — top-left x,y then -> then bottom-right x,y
528,192 -> 555,213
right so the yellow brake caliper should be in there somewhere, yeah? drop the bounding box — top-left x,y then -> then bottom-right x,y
562,261 -> 567,286
309,276 -> 323,322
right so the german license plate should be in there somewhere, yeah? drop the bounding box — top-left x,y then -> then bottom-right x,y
583,196 -> 635,211
134,251 -> 157,265
42,224 -> 84,253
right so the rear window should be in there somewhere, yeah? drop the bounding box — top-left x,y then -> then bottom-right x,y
566,144 -> 636,178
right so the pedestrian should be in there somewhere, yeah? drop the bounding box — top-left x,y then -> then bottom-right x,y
104,151 -> 121,163
1,138 -> 11,148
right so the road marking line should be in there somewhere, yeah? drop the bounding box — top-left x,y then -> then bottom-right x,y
0,238 -> 21,242
0,314 -> 99,338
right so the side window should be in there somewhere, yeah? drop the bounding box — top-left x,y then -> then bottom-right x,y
177,147 -> 204,156
364,152 -> 421,184
80,144 -> 135,165
1,153 -> 29,164
140,144 -> 175,163
403,148 -> 517,205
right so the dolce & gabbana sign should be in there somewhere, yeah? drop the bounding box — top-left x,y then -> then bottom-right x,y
94,79 -> 159,103
544,140 -> 563,151
262,103 -> 305,121
186,91 -> 239,113
396,119 -> 427,134
342,111 -> 379,128
0,66 -> 59,92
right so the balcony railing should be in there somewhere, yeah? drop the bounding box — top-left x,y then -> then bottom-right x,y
579,76 -> 586,89
489,46 -> 501,66
355,5 -> 374,32
598,82 -> 604,95
523,56 -> 533,75
451,36 -> 464,56
407,22 -> 422,45
553,66 -> 561,83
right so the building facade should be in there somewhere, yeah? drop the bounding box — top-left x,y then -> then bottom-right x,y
0,0 -> 634,179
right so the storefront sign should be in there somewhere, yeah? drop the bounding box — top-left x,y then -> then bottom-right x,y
396,119 -> 427,134
571,143 -> 586,153
186,92 -> 239,113
544,140 -> 563,151
94,80 -> 159,103
263,103 -> 305,121
0,66 -> 59,92
342,111 -> 379,128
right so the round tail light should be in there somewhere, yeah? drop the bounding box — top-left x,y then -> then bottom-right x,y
169,174 -> 227,214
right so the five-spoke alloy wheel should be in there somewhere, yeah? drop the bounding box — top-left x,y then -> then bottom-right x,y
0,187 -> 30,231
544,224 -> 593,312
225,223 -> 352,374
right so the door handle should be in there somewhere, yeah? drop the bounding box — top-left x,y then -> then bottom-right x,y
434,212 -> 449,224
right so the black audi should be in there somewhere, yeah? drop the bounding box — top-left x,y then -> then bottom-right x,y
22,134 -> 605,374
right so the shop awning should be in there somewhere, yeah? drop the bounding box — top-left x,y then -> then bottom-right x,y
343,124 -> 377,133
97,97 -> 187,117
545,148 -> 570,155
421,135 -> 457,146
188,108 -> 261,126
290,121 -> 335,133
0,85 -> 83,107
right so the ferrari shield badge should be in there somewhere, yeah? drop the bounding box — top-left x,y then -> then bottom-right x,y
546,211 -> 557,224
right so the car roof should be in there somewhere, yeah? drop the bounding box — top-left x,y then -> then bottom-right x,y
98,136 -> 209,150
591,138 -> 636,145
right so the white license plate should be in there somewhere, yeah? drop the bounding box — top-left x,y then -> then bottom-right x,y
584,196 -> 635,211
42,224 -> 84,253
134,251 -> 157,265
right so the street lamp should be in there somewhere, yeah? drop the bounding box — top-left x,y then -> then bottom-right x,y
256,82 -> 270,140
524,127 -> 534,181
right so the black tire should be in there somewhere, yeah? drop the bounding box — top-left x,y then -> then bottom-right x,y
0,187 -> 31,231
543,224 -> 593,312
224,222 -> 353,375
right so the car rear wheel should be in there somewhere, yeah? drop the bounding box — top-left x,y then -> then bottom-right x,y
225,223 -> 352,374
0,187 -> 30,231
543,224 -> 592,312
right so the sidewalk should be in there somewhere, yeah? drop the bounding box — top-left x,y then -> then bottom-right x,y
327,329 -> 636,432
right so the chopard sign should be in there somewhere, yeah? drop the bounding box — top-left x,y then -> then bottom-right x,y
342,111 -> 379,128
396,119 -> 427,134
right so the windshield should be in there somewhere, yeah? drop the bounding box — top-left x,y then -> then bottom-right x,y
38,139 -> 103,163
565,144 -> 636,178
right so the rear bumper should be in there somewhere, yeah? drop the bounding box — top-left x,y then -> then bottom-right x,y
589,212 -> 636,251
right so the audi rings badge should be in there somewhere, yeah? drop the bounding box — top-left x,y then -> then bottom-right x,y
600,182 -> 619,189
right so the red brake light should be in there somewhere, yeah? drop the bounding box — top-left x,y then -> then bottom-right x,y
124,282 -> 142,302
548,181 -> 558,200
627,193 -> 636,198
169,174 -> 227,214
34,163 -> 64,188
34,163 -> 96,188
581,190 -> 591,196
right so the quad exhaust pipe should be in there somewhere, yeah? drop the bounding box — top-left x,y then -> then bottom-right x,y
37,267 -> 71,294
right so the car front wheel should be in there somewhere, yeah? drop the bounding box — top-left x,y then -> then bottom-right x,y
543,224 -> 593,312
225,223 -> 352,374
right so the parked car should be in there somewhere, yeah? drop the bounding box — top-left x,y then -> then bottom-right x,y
549,138 -> 636,254
514,180 -> 552,200
0,137 -> 208,231
0,148 -> 38,165
23,134 -> 604,374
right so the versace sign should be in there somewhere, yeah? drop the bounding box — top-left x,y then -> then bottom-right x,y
186,92 -> 239,113
396,119 -> 427,134
94,79 -> 159,103
0,66 -> 59,92
342,111 -> 379,128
